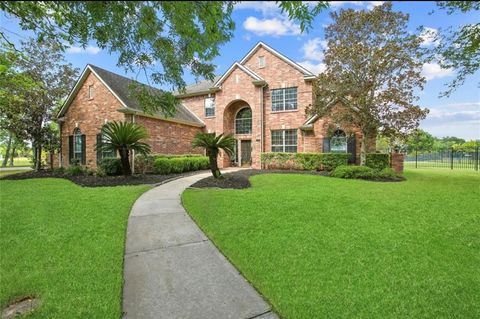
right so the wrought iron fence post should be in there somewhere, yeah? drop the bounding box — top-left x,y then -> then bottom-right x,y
476,146 -> 479,171
415,148 -> 418,169
450,147 -> 454,170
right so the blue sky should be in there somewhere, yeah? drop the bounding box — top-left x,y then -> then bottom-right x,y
1,1 -> 479,140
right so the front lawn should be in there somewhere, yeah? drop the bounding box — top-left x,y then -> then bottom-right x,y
0,178 -> 149,318
183,169 -> 480,318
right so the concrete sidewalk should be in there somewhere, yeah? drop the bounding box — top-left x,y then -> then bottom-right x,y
123,170 -> 278,319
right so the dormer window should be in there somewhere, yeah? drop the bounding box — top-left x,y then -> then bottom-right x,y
205,97 -> 215,117
258,56 -> 265,68
88,85 -> 94,99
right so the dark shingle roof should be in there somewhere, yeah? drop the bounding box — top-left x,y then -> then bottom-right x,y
175,76 -> 221,96
88,65 -> 204,126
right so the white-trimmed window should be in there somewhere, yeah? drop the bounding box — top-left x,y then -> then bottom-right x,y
88,85 -> 94,99
271,87 -> 297,111
271,129 -> 297,152
205,97 -> 215,117
235,107 -> 252,134
330,130 -> 348,153
73,128 -> 83,159
258,56 -> 265,68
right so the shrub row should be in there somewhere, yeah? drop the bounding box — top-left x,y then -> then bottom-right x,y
154,156 -> 209,175
365,153 -> 390,170
99,157 -> 123,176
332,165 -> 398,180
135,154 -> 204,174
261,152 -> 350,171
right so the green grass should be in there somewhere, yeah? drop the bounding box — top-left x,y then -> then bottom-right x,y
0,178 -> 149,318
0,170 -> 28,177
183,169 -> 480,318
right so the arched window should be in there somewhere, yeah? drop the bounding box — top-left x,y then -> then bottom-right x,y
330,129 -> 347,153
235,107 -> 252,134
73,128 -> 83,159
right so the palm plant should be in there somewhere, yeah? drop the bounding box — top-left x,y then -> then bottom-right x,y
97,121 -> 151,176
192,132 -> 235,178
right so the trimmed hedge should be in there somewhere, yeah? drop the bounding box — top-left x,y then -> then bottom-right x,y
154,156 -> 209,175
261,152 -> 350,171
332,165 -> 400,180
99,157 -> 122,176
135,154 -> 205,174
365,153 -> 390,170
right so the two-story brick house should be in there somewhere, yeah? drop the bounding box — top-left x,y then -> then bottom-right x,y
57,42 -> 366,170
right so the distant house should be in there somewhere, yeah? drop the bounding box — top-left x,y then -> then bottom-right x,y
57,42 -> 373,169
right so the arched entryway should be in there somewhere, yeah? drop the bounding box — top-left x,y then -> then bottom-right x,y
223,100 -> 253,167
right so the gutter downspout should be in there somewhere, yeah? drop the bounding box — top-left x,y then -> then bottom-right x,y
260,83 -> 267,169
59,122 -> 63,168
132,114 -> 135,174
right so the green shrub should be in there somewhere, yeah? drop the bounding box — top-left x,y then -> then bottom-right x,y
65,165 -> 84,176
332,165 -> 375,179
365,153 -> 390,170
135,154 -> 156,174
153,156 -> 209,175
320,153 -> 350,171
155,154 -> 204,159
53,167 -> 65,174
260,152 -> 349,171
377,167 -> 398,178
70,158 -> 81,166
154,158 -> 172,174
99,157 -> 122,176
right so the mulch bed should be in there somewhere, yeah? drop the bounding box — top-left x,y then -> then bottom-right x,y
190,169 -> 330,189
0,170 -> 206,187
190,169 -> 404,189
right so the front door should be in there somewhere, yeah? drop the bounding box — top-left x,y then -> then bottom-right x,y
240,140 -> 252,167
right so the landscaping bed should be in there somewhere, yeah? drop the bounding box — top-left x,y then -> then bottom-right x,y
0,169 -> 207,187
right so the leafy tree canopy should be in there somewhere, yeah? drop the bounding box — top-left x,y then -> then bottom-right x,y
0,1 -> 328,115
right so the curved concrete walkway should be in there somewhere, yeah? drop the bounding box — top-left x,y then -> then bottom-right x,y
123,170 -> 278,319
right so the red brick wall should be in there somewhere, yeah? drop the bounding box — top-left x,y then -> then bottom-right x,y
134,115 -> 204,155
60,72 -> 126,168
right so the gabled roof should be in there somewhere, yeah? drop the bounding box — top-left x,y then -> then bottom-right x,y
58,65 -> 204,126
174,75 -> 222,98
239,41 -> 315,79
213,62 -> 265,87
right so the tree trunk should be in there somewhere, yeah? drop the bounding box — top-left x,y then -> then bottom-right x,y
50,151 -> 54,170
34,142 -> 42,171
120,148 -> 131,176
360,132 -> 367,166
9,144 -> 16,167
209,151 -> 221,178
2,133 -> 12,167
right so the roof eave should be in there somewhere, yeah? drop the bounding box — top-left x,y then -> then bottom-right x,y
118,108 -> 205,128
174,87 -> 220,98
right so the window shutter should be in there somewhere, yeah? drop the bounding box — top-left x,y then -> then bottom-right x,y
96,134 -> 102,165
81,134 -> 86,165
347,137 -> 356,164
68,135 -> 74,164
322,138 -> 330,153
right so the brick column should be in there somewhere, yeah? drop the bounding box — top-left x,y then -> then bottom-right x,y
391,153 -> 405,174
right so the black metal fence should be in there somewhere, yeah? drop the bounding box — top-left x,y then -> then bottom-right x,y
405,147 -> 480,170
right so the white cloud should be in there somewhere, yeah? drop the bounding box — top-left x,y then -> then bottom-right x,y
66,45 -> 101,55
301,38 -> 328,61
298,61 -> 326,75
421,102 -> 480,139
422,63 -> 455,81
243,16 -> 301,36
420,27 -> 439,47
234,1 -> 281,17
328,1 -> 384,10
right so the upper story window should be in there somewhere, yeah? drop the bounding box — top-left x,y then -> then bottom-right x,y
235,107 -> 252,134
205,97 -> 215,117
258,56 -> 265,68
271,87 -> 297,112
271,129 -> 297,153
88,85 -> 94,99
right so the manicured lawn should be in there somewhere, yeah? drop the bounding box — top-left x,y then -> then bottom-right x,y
0,178 -> 149,318
183,169 -> 480,318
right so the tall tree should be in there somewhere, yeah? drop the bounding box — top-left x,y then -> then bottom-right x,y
406,129 -> 435,152
0,1 -> 328,114
310,2 -> 428,164
0,39 -> 78,171
426,1 -> 480,96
